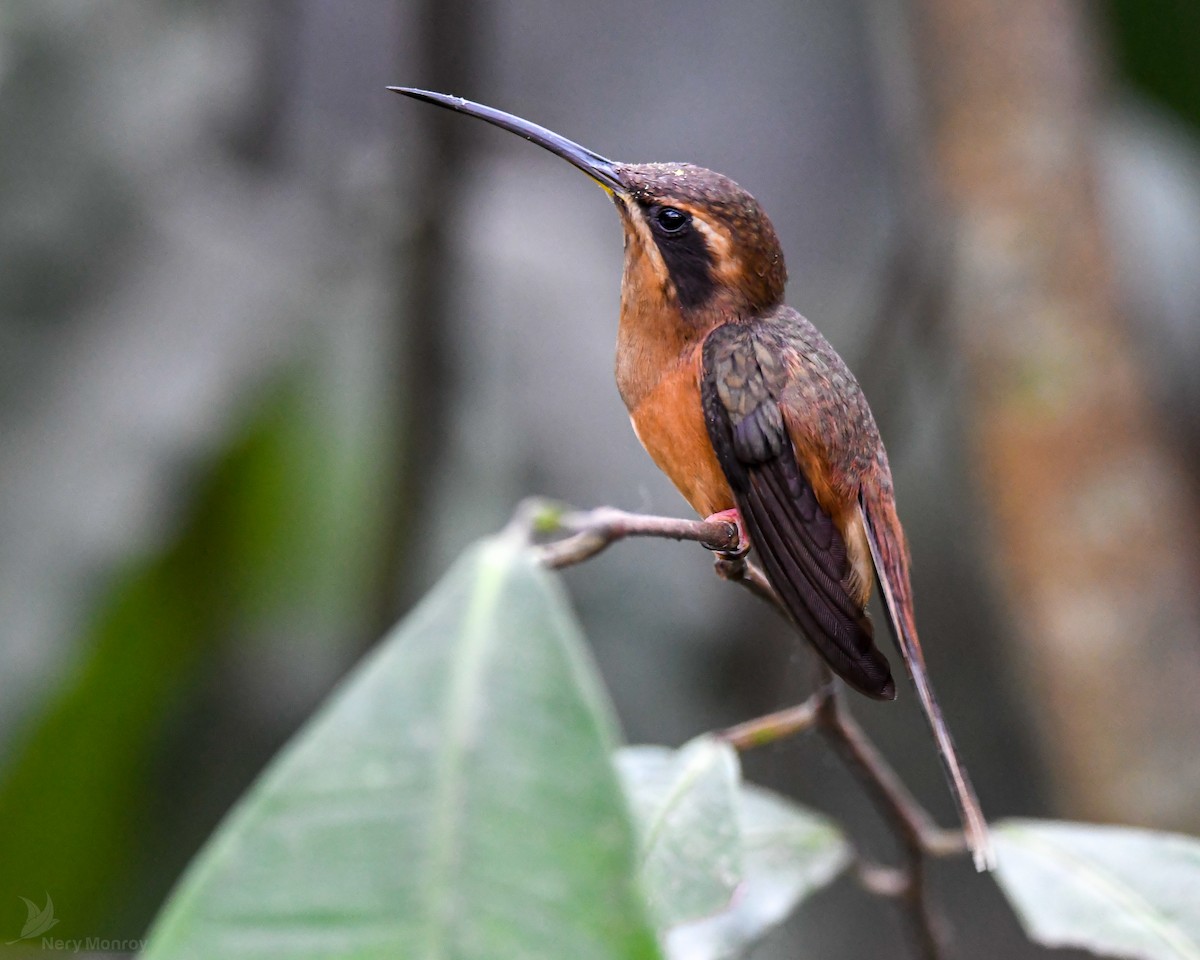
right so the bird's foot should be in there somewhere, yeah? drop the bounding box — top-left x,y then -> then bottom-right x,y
704,508 -> 750,558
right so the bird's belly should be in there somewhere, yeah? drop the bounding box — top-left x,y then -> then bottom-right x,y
629,362 -> 733,518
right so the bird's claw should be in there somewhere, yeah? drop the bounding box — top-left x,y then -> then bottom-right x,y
704,508 -> 750,558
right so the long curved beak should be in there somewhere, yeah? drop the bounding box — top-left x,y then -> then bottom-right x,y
388,87 -> 625,195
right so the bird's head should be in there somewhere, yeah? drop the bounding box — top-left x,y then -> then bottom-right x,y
609,162 -> 787,321
390,89 -> 788,322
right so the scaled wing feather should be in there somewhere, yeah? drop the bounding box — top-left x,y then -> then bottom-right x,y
701,324 -> 895,699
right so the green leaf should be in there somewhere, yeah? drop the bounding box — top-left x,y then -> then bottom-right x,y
994,819 -> 1200,960
617,741 -> 850,960
143,536 -> 662,960
617,738 -> 742,929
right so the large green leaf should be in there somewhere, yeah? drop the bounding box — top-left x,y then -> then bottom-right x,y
994,819 -> 1200,960
143,536 -> 661,960
617,741 -> 850,960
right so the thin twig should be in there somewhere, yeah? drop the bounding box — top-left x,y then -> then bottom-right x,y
520,499 -> 973,960
520,499 -> 740,567
717,563 -> 962,958
814,668 -> 949,958
712,553 -> 782,608
718,695 -> 822,749
718,666 -> 960,956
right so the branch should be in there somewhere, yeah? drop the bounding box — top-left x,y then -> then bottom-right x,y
520,498 -> 969,960
812,672 -> 959,957
517,500 -> 741,567
717,666 -> 960,959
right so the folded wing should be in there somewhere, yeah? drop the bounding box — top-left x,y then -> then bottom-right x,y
701,323 -> 895,699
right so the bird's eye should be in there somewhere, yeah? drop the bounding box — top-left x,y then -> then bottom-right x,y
652,206 -> 690,235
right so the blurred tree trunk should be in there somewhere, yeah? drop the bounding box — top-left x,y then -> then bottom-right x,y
912,0 -> 1200,826
373,0 -> 485,632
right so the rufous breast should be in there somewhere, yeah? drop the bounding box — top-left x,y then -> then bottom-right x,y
628,352 -> 734,518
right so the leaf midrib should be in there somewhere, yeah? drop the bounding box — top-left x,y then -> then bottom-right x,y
419,542 -> 513,959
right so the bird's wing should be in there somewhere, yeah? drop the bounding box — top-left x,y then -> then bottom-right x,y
701,323 -> 895,699
858,486 -> 995,870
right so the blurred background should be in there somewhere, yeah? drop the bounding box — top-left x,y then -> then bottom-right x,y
1,0 -> 1199,957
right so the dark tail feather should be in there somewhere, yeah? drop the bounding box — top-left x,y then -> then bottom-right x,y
859,492 -> 995,871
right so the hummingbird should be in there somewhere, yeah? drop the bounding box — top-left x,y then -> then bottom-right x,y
390,87 -> 993,871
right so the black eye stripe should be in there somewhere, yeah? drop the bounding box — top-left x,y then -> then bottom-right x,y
641,204 -> 714,309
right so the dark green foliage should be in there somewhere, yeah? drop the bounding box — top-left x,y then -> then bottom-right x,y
1107,0 -> 1200,133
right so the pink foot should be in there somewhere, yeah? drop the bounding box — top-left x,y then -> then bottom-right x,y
704,508 -> 750,558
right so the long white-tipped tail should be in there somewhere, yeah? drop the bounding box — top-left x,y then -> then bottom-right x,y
859,493 -> 995,872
